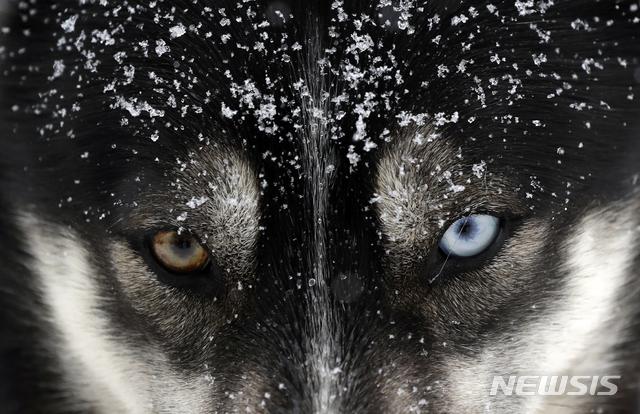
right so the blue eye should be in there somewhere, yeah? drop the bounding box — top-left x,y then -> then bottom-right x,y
439,215 -> 501,258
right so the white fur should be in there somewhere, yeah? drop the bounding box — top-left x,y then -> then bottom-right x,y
20,213 -> 212,413
445,203 -> 636,413
298,32 -> 343,413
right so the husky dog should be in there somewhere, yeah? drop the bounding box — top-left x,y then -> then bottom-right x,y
1,0 -> 640,413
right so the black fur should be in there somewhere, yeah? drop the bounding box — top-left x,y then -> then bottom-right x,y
1,0 -> 640,413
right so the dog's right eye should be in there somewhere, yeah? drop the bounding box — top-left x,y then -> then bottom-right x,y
149,230 -> 211,274
439,215 -> 501,258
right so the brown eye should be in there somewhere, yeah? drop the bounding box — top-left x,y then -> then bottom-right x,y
150,231 -> 210,273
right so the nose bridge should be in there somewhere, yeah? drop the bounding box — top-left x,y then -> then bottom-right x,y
249,97 -> 393,413
295,89 -> 389,414
251,26 -> 388,412
299,89 -> 345,414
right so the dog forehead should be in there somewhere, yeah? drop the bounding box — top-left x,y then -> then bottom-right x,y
1,0 -> 637,232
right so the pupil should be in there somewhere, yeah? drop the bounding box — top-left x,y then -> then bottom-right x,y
457,219 -> 475,238
176,237 -> 192,250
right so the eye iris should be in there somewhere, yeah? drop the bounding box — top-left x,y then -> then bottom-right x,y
151,231 -> 209,273
439,215 -> 500,258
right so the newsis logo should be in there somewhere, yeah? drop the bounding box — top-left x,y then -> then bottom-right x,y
490,375 -> 621,396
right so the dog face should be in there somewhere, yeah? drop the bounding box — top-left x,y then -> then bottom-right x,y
1,1 -> 640,413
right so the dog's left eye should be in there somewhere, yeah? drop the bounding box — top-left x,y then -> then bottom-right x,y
149,231 -> 210,273
439,215 -> 501,258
